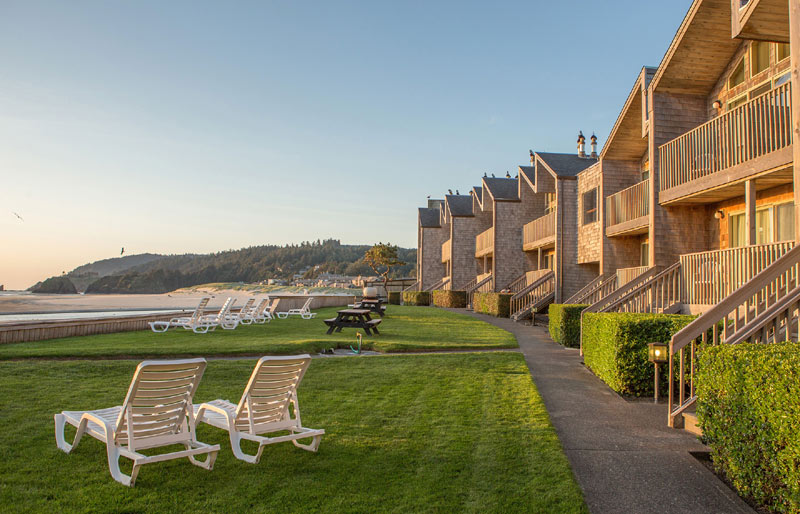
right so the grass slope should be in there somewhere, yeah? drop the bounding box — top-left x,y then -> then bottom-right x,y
0,354 -> 585,513
0,306 -> 517,360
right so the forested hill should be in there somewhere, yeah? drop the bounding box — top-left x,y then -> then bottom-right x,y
30,240 -> 416,294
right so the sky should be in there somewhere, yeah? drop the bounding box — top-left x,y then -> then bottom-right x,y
0,1 -> 692,290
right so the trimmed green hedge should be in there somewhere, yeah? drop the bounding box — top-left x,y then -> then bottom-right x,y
548,304 -> 588,348
388,291 -> 401,305
432,290 -> 467,309
697,342 -> 800,513
473,292 -> 512,317
402,291 -> 431,306
582,312 -> 695,396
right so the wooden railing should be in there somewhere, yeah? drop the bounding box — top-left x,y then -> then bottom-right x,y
605,180 -> 649,227
565,274 -> 613,304
510,271 -> 555,320
403,280 -> 420,292
659,82 -> 792,191
596,263 -> 682,315
441,239 -> 452,263
523,212 -> 556,248
668,244 -> 800,427
680,242 -> 794,305
424,277 -> 450,292
570,274 -> 619,306
467,274 -> 494,308
504,269 -> 552,295
616,266 -> 649,287
475,227 -> 494,257
582,266 -> 660,314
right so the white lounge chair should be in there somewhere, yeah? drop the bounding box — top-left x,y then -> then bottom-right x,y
199,297 -> 239,330
276,298 -> 316,319
249,297 -> 273,324
194,355 -> 324,464
228,298 -> 255,325
148,297 -> 214,333
54,358 -> 220,486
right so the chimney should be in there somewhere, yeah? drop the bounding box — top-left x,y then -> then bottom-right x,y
529,149 -> 534,166
577,131 -> 586,158
590,133 -> 598,158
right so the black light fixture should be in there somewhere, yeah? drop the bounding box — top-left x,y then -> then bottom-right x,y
648,342 -> 668,403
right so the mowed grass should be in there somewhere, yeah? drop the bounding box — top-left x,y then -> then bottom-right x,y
0,353 -> 586,513
0,306 -> 517,360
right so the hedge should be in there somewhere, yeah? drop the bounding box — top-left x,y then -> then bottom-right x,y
582,312 -> 695,396
697,343 -> 800,513
548,304 -> 588,348
432,290 -> 467,309
473,292 -> 512,317
388,291 -> 401,305
402,291 -> 430,306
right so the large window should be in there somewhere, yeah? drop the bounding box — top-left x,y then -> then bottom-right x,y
640,242 -> 649,267
728,58 -> 746,89
582,188 -> 597,225
776,203 -> 795,242
729,212 -> 747,248
728,203 -> 795,247
751,41 -> 771,76
777,43 -> 790,62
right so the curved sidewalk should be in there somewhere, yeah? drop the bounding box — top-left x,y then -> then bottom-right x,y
465,312 -> 753,514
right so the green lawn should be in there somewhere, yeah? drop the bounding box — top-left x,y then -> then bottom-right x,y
0,353 -> 586,513
0,306 -> 517,360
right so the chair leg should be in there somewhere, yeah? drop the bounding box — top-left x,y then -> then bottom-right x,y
292,434 -> 323,452
107,444 -> 137,487
55,414 -> 88,453
229,432 -> 266,464
185,444 -> 219,470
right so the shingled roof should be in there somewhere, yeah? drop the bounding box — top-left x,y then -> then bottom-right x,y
418,207 -> 441,228
518,166 -> 535,187
482,177 -> 519,201
445,195 -> 474,217
536,152 -> 597,177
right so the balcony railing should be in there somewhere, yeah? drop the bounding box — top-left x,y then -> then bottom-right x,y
441,239 -> 451,263
616,266 -> 649,287
605,180 -> 649,229
680,241 -> 794,305
659,82 -> 792,192
475,227 -> 494,258
523,212 -> 556,249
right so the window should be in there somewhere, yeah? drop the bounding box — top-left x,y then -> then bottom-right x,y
751,41 -> 770,76
749,81 -> 771,100
542,251 -> 554,271
728,206 -> 788,247
544,193 -> 556,215
727,95 -> 747,111
777,43 -> 790,62
640,242 -> 649,267
729,212 -> 746,248
775,72 -> 790,88
641,160 -> 650,181
582,188 -> 597,225
776,203 -> 795,242
756,207 -> 773,245
728,59 -> 746,89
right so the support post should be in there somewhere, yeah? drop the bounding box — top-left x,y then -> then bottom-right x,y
791,0 -> 800,241
745,179 -> 756,245
654,363 -> 660,404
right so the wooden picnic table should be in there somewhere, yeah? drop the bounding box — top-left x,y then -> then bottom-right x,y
324,309 -> 382,336
354,298 -> 387,317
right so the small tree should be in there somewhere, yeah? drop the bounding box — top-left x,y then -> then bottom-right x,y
363,242 -> 405,295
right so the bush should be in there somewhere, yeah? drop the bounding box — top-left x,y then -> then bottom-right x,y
582,312 -> 694,396
697,343 -> 800,513
432,290 -> 467,308
388,291 -> 401,305
473,292 -> 512,317
402,291 -> 430,306
548,304 -> 588,348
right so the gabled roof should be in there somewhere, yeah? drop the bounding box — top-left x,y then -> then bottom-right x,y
418,207 -> 441,228
518,166 -> 535,188
536,152 -> 597,178
482,177 -> 519,201
445,194 -> 474,217
601,67 -> 656,161
650,0 -> 740,95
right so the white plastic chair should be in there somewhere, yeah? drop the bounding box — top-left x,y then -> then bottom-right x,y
250,297 -> 273,324
194,355 -> 324,463
54,358 -> 220,486
148,297 -> 214,333
199,297 -> 239,330
276,298 -> 316,319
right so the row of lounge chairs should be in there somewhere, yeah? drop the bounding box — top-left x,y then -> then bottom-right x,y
148,297 -> 317,333
55,355 -> 324,486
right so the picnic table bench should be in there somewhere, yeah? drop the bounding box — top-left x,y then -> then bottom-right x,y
353,298 -> 386,317
324,309 -> 382,336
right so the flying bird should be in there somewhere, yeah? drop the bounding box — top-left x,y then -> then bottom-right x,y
120,247 -> 125,256
11,212 -> 23,222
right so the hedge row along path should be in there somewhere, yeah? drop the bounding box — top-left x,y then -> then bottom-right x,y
456,310 -> 754,514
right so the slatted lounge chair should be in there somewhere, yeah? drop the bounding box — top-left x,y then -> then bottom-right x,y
54,358 -> 220,486
199,297 -> 239,330
148,297 -> 213,333
228,298 -> 256,325
249,297 -> 273,324
276,298 -> 316,319
194,355 -> 324,464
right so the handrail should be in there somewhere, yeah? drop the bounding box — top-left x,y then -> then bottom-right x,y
667,244 -> 800,427
599,263 -> 681,314
616,266 -> 649,288
659,82 -> 792,192
583,266 -> 662,314
565,273 -> 613,304
403,280 -> 420,292
424,277 -> 450,292
466,274 -> 494,309
570,274 -> 618,306
510,271 -> 555,320
605,180 -> 649,227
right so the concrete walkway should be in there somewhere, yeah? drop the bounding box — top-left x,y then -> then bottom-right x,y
464,312 -> 753,514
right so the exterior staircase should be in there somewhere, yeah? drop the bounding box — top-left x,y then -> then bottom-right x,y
466,274 -> 493,310
510,271 -> 555,321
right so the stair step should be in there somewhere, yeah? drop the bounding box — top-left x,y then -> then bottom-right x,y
682,412 -> 703,437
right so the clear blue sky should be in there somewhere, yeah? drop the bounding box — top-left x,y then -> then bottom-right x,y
0,0 -> 691,289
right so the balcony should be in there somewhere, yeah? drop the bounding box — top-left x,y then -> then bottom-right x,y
659,83 -> 793,205
605,180 -> 649,237
441,239 -> 451,263
522,212 -> 556,251
475,227 -> 494,258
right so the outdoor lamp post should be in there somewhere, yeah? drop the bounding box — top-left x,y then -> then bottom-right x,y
648,342 -> 669,404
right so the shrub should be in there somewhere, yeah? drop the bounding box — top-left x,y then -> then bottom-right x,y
432,290 -> 467,309
582,312 -> 694,396
388,291 -> 401,305
548,304 -> 588,348
697,343 -> 800,513
473,292 -> 512,317
402,291 -> 430,306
